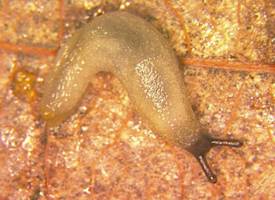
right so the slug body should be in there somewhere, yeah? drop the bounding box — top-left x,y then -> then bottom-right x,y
40,11 -> 242,183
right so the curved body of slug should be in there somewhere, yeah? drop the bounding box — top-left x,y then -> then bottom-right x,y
40,11 -> 200,148
41,11 -> 243,183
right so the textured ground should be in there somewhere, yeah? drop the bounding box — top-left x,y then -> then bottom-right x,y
0,0 -> 274,200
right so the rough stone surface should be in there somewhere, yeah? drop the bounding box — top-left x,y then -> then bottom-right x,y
0,0 -> 274,199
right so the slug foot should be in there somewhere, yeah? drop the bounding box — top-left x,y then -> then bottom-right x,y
187,133 -> 243,183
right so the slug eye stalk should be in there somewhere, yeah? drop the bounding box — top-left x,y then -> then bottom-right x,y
186,133 -> 243,183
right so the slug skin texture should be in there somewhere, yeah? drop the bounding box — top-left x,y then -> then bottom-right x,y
40,11 -> 243,183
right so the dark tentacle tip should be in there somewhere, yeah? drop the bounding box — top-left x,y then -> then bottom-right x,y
186,133 -> 243,183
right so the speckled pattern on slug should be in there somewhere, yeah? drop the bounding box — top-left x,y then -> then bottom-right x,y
135,57 -> 168,111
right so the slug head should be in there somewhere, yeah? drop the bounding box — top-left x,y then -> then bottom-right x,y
186,132 -> 243,183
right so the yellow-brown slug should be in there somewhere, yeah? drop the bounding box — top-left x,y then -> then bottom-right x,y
40,11 -> 242,183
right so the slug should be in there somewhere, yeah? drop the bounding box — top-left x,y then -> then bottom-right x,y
40,11 -> 242,183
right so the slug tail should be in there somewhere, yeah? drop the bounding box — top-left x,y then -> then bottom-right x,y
186,133 -> 243,183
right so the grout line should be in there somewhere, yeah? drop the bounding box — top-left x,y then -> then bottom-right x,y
163,0 -> 192,55
182,57 -> 275,74
0,41 -> 57,57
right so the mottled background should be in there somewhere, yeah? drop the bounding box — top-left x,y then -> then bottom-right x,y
0,0 -> 274,199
